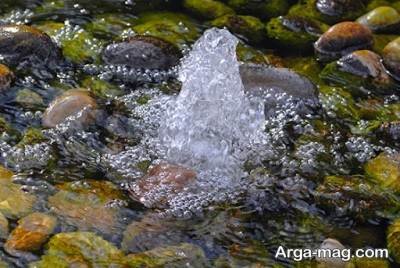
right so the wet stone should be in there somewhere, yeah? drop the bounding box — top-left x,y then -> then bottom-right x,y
5,213 -> 57,255
15,89 -> 44,109
0,25 -> 62,68
42,89 -> 97,128
357,6 -> 400,33
383,37 -> 400,81
0,212 -> 9,240
128,164 -> 197,209
314,22 -> 373,62
30,232 -> 125,267
102,35 -> 182,70
0,64 -> 14,92
183,0 -> 234,20
316,0 -> 365,19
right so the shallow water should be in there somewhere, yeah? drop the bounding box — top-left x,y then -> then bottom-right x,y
0,0 -> 398,267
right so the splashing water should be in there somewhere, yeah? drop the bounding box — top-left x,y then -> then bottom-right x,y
159,28 -> 265,181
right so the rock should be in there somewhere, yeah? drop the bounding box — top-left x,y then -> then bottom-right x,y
0,212 -> 9,239
15,89 -> 44,109
102,35 -> 181,70
85,13 -> 137,38
211,14 -> 265,44
388,219 -> 400,264
226,0 -> 289,20
0,179 -> 36,220
365,152 -> 400,193
383,37 -> 400,81
357,6 -> 400,33
5,213 -> 57,255
0,64 -> 14,92
0,165 -> 13,180
316,0 -> 365,21
320,50 -> 396,95
183,0 -> 234,20
48,180 -> 126,237
128,164 -> 197,209
42,89 -> 97,128
31,232 -> 125,267
81,76 -> 123,98
125,243 -> 208,267
314,22 -> 373,62
132,12 -> 200,49
316,238 -> 347,267
319,85 -> 360,120
0,25 -> 62,68
266,15 -> 329,51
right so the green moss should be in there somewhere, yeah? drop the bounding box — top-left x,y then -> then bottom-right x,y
85,13 -> 137,39
319,85 -> 360,120
136,95 -> 151,105
284,56 -> 322,84
236,43 -> 270,65
81,76 -> 123,98
31,232 -> 126,268
62,30 -> 104,64
211,14 -> 264,44
365,153 -> 400,193
320,62 -> 396,96
133,12 -> 200,49
288,0 -> 366,24
17,128 -> 47,148
266,16 -> 328,51
184,0 -> 234,20
227,0 -> 289,19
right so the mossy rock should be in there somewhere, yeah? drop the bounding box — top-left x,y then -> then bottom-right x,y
373,34 -> 398,54
0,179 -> 36,219
236,43 -> 280,65
288,0 -> 366,25
365,152 -> 400,193
15,89 -> 44,110
266,16 -> 329,51
125,243 -> 209,267
85,13 -> 137,38
211,14 -> 264,44
388,218 -> 400,264
284,56 -> 322,84
132,12 -> 200,49
30,232 -> 126,267
184,0 -> 234,20
226,0 -> 289,19
48,180 -> 126,237
320,61 -> 397,96
81,76 -> 123,98
319,85 -> 360,120
17,128 -> 47,148
0,116 -> 19,140
0,165 -> 13,180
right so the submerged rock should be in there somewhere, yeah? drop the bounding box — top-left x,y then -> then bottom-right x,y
0,64 -> 14,92
0,212 -> 8,239
357,6 -> 400,33
211,14 -> 265,44
183,0 -> 234,20
31,232 -> 125,267
365,152 -> 400,193
5,213 -> 57,255
314,22 -> 373,62
102,35 -> 181,70
388,219 -> 400,264
42,89 -> 97,128
128,164 -> 197,209
0,25 -> 62,69
316,238 -> 347,267
383,37 -> 400,81
17,128 -> 47,148
48,180 -> 126,237
126,243 -> 208,267
266,15 -> 329,51
0,179 -> 36,220
15,89 -> 44,109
